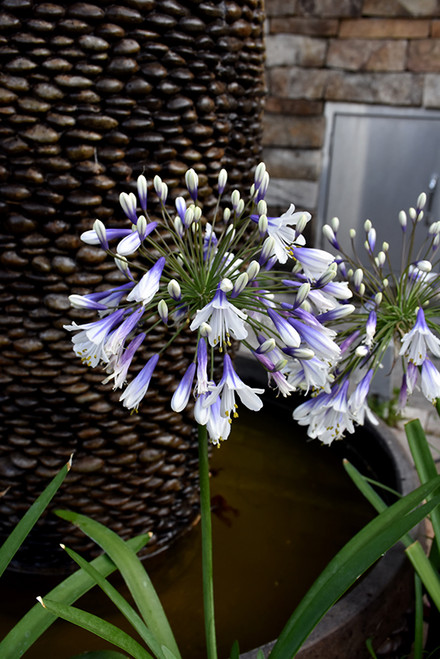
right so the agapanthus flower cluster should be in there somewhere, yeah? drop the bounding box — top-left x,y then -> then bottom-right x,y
65,164 -> 352,445
294,192 -> 440,444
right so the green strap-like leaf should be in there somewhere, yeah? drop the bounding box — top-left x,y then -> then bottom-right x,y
268,476 -> 440,659
0,458 -> 71,578
63,545 -> 165,659
39,597 -> 152,659
229,640 -> 240,659
55,510 -> 181,659
405,418 -> 440,557
344,460 -> 440,610
0,535 -> 149,659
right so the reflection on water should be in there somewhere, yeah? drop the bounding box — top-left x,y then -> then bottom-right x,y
0,404 -> 374,658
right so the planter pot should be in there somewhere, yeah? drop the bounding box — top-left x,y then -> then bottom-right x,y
240,418 -> 420,659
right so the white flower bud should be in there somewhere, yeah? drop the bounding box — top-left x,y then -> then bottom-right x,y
220,278 -> 233,293
429,221 -> 440,235
273,358 -> 288,371
231,189 -> 241,210
258,338 -> 277,354
247,260 -> 260,280
375,292 -> 383,306
137,215 -> 147,237
184,206 -> 195,227
416,210 -> 424,223
296,213 -> 310,235
416,260 -> 432,272
173,216 -> 184,237
236,199 -> 245,215
347,268 -> 353,279
232,272 -> 248,296
185,168 -> 198,197
168,279 -> 181,300
257,199 -> 267,215
322,224 -> 336,244
382,241 -> 389,252
409,207 -> 416,220
254,162 -> 266,187
260,236 -> 275,262
200,322 -> 212,337
223,207 -> 231,222
218,168 -> 228,193
330,216 -> 340,232
291,348 -> 314,360
382,278 -> 389,288
359,283 -> 365,296
193,205 -> 202,222
355,345 -> 369,357
137,174 -> 148,211
158,299 -> 168,323
376,251 -> 386,266
364,219 -> 372,232
349,229 -> 356,239
399,210 -> 407,228
353,268 -> 363,288
417,192 -> 427,210
258,214 -> 268,236
93,219 -> 107,247
296,282 -> 310,305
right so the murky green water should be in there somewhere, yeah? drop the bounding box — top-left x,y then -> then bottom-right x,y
0,403 -> 375,658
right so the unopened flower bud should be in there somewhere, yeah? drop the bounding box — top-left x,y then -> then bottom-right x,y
258,214 -> 268,236
409,207 -> 416,220
296,282 -> 310,305
200,322 -> 212,337
353,268 -> 363,289
382,241 -> 389,252
416,260 -> 432,272
330,216 -> 340,232
119,191 -> 137,223
349,229 -> 356,239
137,174 -> 148,211
399,210 -> 407,229
236,199 -> 245,215
296,213 -> 310,235
375,251 -> 385,266
364,219 -> 372,232
254,162 -> 266,188
220,278 -> 233,293
185,168 -> 198,200
382,278 -> 389,288
417,192 -> 427,210
218,168 -> 227,194
274,358 -> 288,371
322,224 -> 336,244
260,236 -> 275,264
232,272 -> 248,297
257,199 -> 267,215
173,216 -> 184,237
247,260 -> 260,280
359,283 -> 365,296
231,189 -> 240,210
356,345 -> 369,357
193,205 -> 202,222
184,206 -> 195,227
257,338 -> 277,354
223,207 -> 231,222
158,299 -> 168,324
137,215 -> 147,237
168,279 -> 181,301
93,219 -> 108,249
375,292 -> 383,306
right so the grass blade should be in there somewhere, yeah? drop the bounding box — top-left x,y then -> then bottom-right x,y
62,544 -> 165,659
38,597 -> 153,659
405,419 -> 440,556
413,573 -> 424,659
0,535 -> 149,659
0,457 -> 71,578
56,510 -> 181,659
268,476 -> 440,659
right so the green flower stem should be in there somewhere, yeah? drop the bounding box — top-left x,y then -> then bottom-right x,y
198,423 -> 218,659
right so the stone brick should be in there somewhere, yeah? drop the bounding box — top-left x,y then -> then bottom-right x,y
265,0 -> 299,17
433,20 -> 440,37
264,97 -> 324,115
325,71 -> 423,105
363,0 -> 440,16
262,113 -> 325,148
263,146 -> 322,179
269,17 -> 339,36
327,39 -> 407,71
423,73 -> 440,107
265,34 -> 327,67
339,18 -> 430,38
269,67 -> 330,100
408,39 -> 440,72
296,0 -> 362,18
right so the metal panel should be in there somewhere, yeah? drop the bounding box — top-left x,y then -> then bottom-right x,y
317,103 -> 440,270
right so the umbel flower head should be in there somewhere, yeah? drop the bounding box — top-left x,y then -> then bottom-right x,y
65,164 -> 351,445
294,193 -> 440,444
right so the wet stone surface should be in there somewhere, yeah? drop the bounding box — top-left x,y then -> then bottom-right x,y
0,0 -> 265,571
